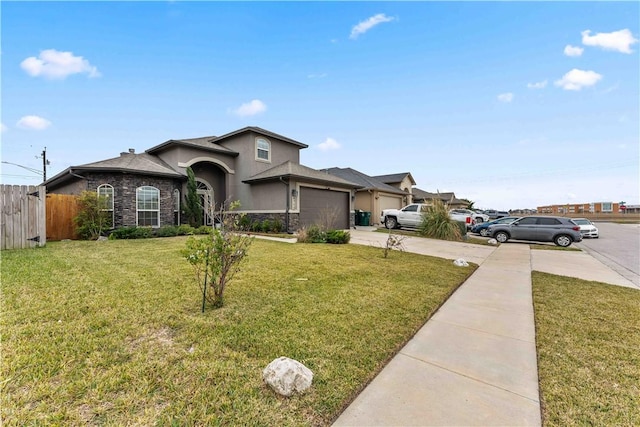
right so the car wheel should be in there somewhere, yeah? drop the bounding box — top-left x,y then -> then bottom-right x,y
385,217 -> 397,229
480,228 -> 489,237
475,217 -> 484,223
554,234 -> 572,247
495,231 -> 509,243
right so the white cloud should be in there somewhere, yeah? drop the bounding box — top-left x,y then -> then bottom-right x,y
231,99 -> 267,117
1,123 -> 7,133
564,45 -> 584,57
555,69 -> 602,91
527,80 -> 547,89
318,137 -> 341,151
350,13 -> 394,39
581,29 -> 638,54
497,93 -> 514,103
20,49 -> 101,79
16,115 -> 52,130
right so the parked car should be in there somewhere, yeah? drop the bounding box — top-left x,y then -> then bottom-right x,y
487,216 -> 583,247
572,218 -> 599,238
381,204 -> 473,229
484,210 -> 510,220
450,209 -> 490,224
471,216 -> 520,237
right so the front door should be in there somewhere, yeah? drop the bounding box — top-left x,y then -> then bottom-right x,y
196,180 -> 214,226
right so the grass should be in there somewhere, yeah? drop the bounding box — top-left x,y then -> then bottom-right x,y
529,243 -> 581,251
532,272 -> 640,426
1,237 -> 475,426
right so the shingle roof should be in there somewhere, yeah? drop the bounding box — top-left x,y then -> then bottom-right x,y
372,172 -> 416,186
44,151 -> 183,189
146,136 -> 239,156
412,188 -> 456,202
243,161 -> 361,188
215,126 -> 308,148
324,167 -> 407,195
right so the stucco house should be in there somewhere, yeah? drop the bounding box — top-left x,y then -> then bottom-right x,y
372,172 -> 416,204
44,126 -> 360,232
412,188 -> 468,209
323,168 -> 409,225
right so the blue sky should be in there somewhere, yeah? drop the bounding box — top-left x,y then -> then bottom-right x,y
2,1 -> 638,210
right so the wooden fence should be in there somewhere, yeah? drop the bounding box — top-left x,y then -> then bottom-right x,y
0,185 -> 47,250
46,193 -> 80,241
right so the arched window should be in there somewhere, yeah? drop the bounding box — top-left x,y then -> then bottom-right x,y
136,186 -> 160,227
256,138 -> 271,162
97,184 -> 114,227
173,189 -> 180,225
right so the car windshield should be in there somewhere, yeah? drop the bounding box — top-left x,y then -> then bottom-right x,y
573,219 -> 591,225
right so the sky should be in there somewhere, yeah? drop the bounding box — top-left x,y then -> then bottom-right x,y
1,1 -> 638,211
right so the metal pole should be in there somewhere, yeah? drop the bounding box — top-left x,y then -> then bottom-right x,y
42,147 -> 47,181
202,248 -> 209,313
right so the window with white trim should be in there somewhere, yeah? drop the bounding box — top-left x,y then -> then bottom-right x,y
602,202 -> 613,212
136,186 -> 160,227
97,184 -> 114,227
256,138 -> 271,162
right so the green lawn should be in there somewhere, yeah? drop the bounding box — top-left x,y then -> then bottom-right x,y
1,237 -> 475,426
532,272 -> 640,426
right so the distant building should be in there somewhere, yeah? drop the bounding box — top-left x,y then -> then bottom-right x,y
537,202 -> 622,215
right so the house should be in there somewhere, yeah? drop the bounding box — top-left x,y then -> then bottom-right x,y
323,168 -> 409,225
372,172 -> 416,204
44,127 -> 361,232
411,188 -> 468,209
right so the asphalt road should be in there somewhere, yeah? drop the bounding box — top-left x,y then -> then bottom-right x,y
575,222 -> 640,287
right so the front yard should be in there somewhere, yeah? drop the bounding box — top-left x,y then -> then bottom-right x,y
1,237 -> 474,425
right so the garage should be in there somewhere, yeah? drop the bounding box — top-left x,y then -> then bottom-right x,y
379,193 -> 404,212
299,187 -> 350,230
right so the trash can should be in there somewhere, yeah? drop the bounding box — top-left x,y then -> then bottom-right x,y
354,209 -> 362,226
361,211 -> 371,226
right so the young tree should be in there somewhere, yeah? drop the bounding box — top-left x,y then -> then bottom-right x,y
73,191 -> 112,240
182,200 -> 253,310
184,167 -> 202,227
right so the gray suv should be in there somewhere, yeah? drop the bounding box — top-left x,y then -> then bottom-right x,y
487,216 -> 583,247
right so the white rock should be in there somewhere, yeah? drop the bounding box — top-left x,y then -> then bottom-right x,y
263,357 -> 313,397
488,238 -> 498,245
453,258 -> 469,267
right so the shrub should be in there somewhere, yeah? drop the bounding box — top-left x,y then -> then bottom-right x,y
109,226 -> 153,239
302,224 -> 326,243
272,218 -> 284,233
418,199 -> 462,241
156,226 -> 179,237
195,225 -> 211,235
73,191 -> 112,240
177,224 -> 195,235
261,219 -> 272,233
250,221 -> 262,233
325,230 -> 350,244
237,214 -> 252,231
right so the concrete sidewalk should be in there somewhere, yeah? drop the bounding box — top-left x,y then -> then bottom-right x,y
334,242 -> 541,426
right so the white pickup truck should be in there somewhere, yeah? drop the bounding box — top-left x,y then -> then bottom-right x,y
380,204 -> 474,229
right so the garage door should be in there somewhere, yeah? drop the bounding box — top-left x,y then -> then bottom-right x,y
299,187 -> 349,230
379,194 -> 403,212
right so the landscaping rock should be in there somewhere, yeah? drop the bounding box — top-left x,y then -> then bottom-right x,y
453,258 -> 469,267
263,357 -> 313,397
488,238 -> 498,245
97,236 -> 108,242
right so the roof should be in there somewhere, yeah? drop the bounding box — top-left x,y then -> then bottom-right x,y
215,126 -> 309,149
372,172 -> 416,186
146,136 -> 239,156
412,188 -> 457,202
243,161 -> 362,188
323,167 -> 407,195
45,151 -> 183,189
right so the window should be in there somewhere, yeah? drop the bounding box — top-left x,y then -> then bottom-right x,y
403,205 -> 418,212
97,184 -> 114,226
517,217 -> 538,225
173,189 -> 180,225
538,217 -> 561,225
136,186 -> 160,227
256,138 -> 270,162
602,202 -> 613,212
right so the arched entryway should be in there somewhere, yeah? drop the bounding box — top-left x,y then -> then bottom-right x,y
196,179 -> 214,225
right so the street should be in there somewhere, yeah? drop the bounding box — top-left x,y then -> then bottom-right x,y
575,222 -> 640,287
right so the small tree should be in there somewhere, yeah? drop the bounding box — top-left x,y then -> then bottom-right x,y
418,198 -> 462,241
182,200 -> 253,310
383,227 -> 406,258
73,191 -> 112,240
184,167 -> 202,227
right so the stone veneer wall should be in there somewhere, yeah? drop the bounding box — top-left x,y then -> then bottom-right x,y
86,173 -> 182,228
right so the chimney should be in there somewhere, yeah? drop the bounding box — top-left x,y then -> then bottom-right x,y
121,148 -> 135,156
129,148 -> 135,154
